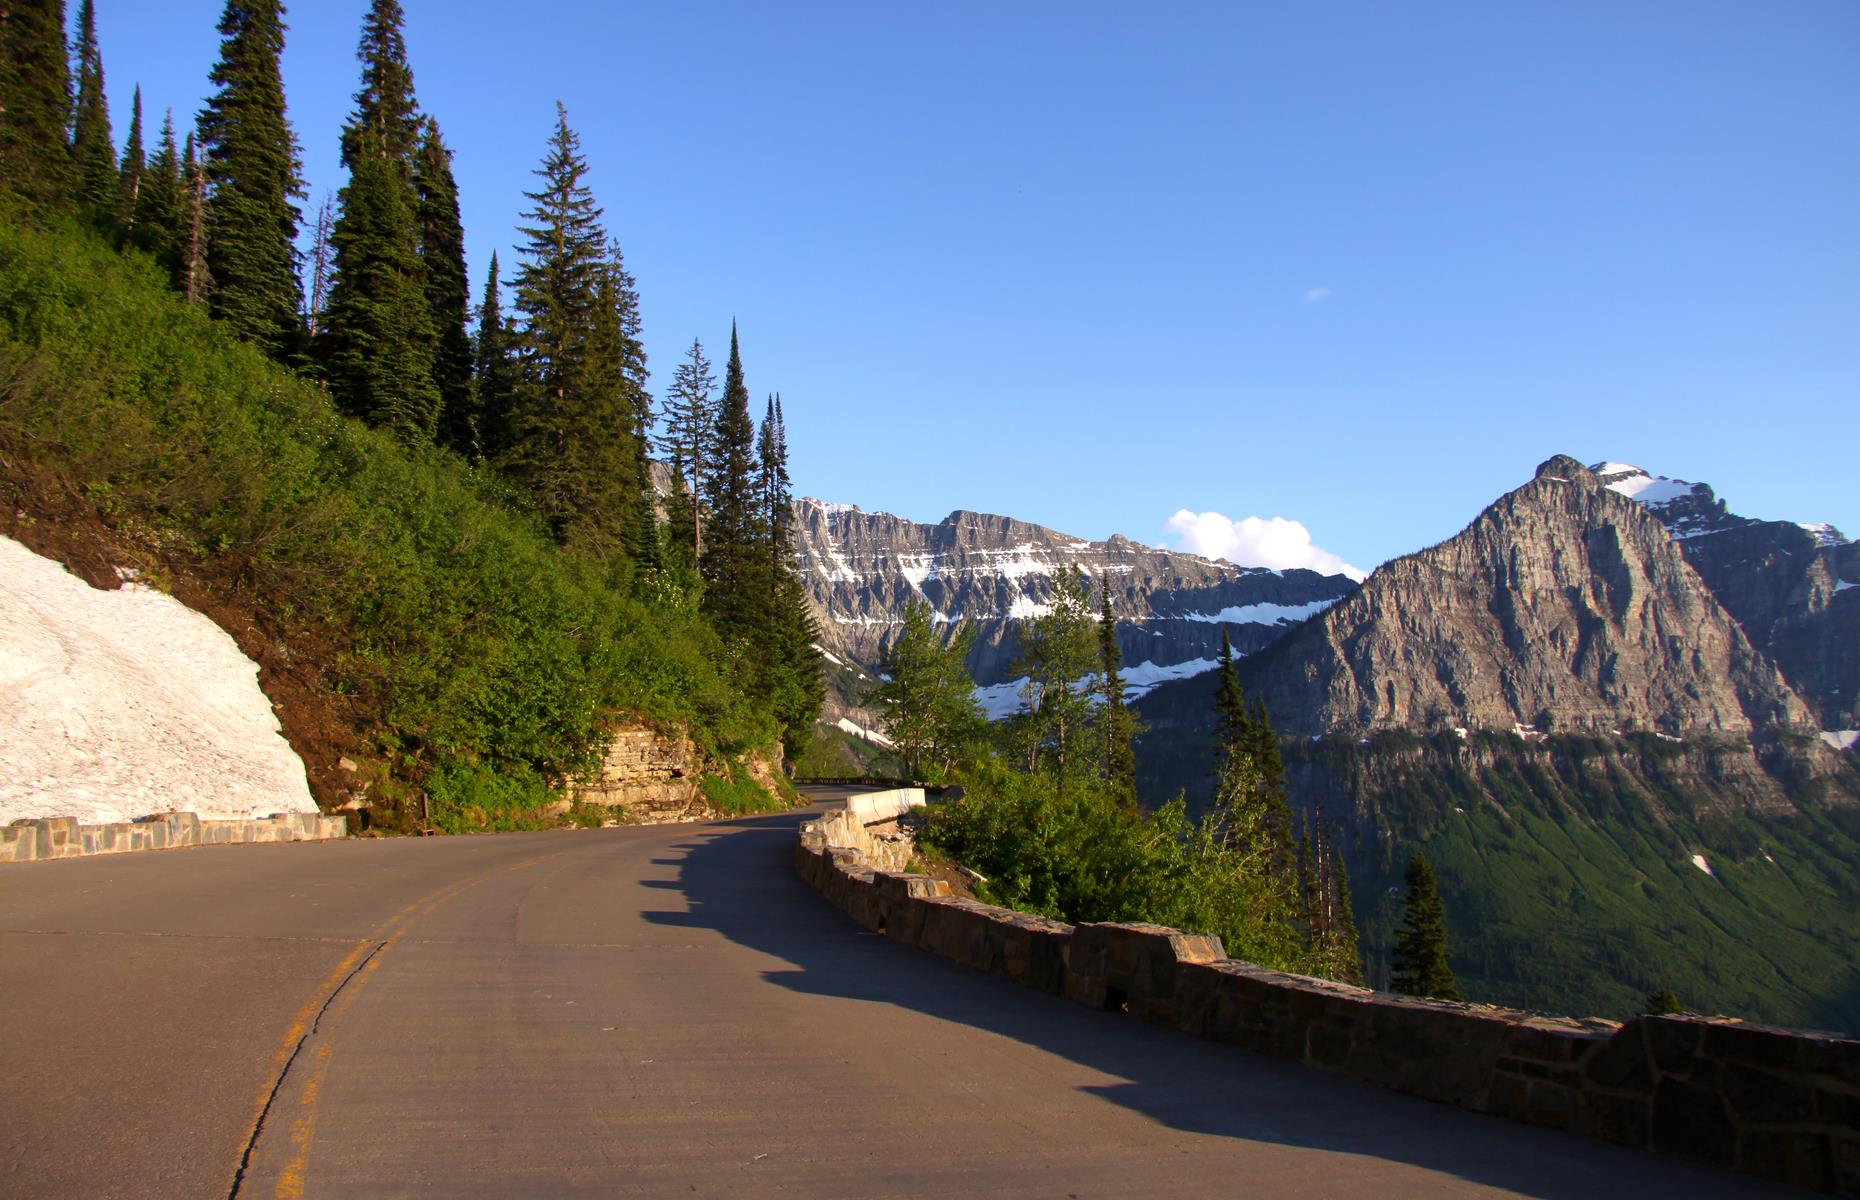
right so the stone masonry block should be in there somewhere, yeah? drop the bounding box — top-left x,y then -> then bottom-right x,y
1582,1023 -> 1654,1095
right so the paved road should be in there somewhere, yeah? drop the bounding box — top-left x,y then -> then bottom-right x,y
1,795 -> 1792,1199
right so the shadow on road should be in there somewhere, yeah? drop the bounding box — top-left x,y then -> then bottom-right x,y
641,808 -> 1777,1200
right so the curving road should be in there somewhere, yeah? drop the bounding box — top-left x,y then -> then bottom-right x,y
0,793 -> 1789,1199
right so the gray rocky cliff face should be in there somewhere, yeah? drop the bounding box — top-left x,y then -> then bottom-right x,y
1241,456 -> 1813,737
791,498 -> 1358,694
1593,463 -> 1857,729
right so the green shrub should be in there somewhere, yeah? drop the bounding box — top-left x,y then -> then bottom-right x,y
697,762 -> 786,815
920,762 -> 1311,972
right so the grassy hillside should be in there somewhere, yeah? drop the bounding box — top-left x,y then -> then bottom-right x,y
1135,674 -> 1860,1032
0,214 -> 775,831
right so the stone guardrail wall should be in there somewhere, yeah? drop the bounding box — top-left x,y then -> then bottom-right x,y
1,811 -> 348,865
795,813 -> 1860,1196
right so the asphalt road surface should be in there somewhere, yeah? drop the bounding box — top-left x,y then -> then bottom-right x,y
0,793 -> 1794,1199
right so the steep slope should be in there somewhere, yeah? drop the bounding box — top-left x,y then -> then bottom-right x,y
1236,455 -> 1811,738
793,499 -> 1356,716
1595,462 -> 1859,729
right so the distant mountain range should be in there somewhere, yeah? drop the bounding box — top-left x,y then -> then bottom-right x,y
785,457 -> 1859,1029
790,497 -> 1356,720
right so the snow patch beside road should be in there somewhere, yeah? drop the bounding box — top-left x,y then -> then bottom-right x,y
0,535 -> 314,825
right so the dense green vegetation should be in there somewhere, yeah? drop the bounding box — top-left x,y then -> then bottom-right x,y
1330,732 -> 1860,1031
893,574 -> 1361,979
0,215 -> 777,828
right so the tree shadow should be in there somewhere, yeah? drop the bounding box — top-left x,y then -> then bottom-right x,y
641,808 -> 1786,1199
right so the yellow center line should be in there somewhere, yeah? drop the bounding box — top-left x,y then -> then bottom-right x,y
229,847 -> 574,1198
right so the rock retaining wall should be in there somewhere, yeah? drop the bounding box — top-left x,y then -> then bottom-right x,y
1,810 -> 347,864
795,813 -> 1860,1196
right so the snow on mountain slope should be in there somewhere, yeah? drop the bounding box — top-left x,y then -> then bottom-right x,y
0,536 -> 314,825
793,498 -> 1357,696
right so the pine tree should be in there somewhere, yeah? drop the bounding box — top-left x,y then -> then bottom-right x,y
116,84 -> 144,229
700,323 -> 763,632
198,0 -> 305,358
1642,988 -> 1681,1016
658,338 -> 716,560
1207,631 -> 1258,848
1213,630 -> 1250,774
1391,852 -> 1460,1001
320,126 -> 438,441
67,0 -> 115,214
1299,799 -> 1362,984
472,252 -> 516,462
1328,845 -> 1362,983
1009,568 -> 1098,785
1250,698 -> 1295,878
339,0 -> 419,173
1095,578 -> 1140,808
501,107 -> 647,554
752,391 -> 822,755
415,117 -> 474,457
303,190 -> 333,335
0,0 -> 77,214
757,394 -> 794,578
131,109 -> 181,272
178,130 -> 209,303
876,600 -> 984,781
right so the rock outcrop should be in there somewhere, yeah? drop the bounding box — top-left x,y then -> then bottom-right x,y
569,726 -> 787,823
1240,456 -> 1813,737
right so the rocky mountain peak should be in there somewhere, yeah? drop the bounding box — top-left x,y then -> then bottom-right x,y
1534,454 -> 1598,485
1235,459 -> 1814,738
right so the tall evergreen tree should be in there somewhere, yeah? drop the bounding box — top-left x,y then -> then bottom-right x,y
1207,631 -> 1257,846
1249,698 -> 1295,877
116,84 -> 144,228
751,391 -> 822,755
339,0 -> 419,173
131,108 -> 181,271
320,126 -> 438,441
1391,852 -> 1460,1001
0,0 -> 76,214
414,117 -> 474,456
1095,578 -> 1140,807
506,104 -> 642,552
198,0 -> 305,358
1299,799 -> 1362,985
757,394 -> 794,578
303,190 -> 333,335
700,322 -> 763,635
658,338 -> 716,559
876,600 -> 984,782
67,0 -> 114,213
1009,568 -> 1098,786
1213,630 -> 1250,772
472,251 -> 516,462
178,129 -> 209,303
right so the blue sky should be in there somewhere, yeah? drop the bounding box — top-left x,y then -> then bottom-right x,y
90,1 -> 1857,575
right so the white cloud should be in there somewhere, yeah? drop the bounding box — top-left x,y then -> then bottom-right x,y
1303,286 -> 1331,302
1163,510 -> 1366,581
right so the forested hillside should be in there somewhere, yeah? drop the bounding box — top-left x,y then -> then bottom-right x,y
0,0 -> 821,830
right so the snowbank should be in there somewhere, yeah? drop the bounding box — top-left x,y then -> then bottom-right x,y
0,535 -> 314,825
